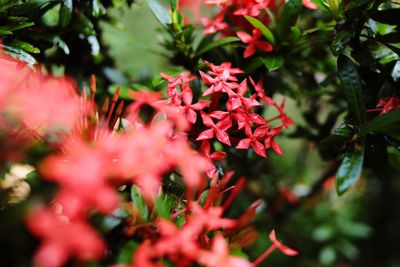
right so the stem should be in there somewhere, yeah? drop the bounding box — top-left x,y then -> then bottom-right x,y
253,244 -> 276,266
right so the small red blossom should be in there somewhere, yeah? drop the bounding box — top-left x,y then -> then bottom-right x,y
201,12 -> 228,35
199,235 -> 253,267
236,29 -> 273,58
303,0 -> 318,9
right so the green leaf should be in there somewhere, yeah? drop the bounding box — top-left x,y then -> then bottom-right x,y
290,26 -> 301,42
245,57 -> 264,74
130,185 -> 149,221
276,0 -> 302,40
0,22 -> 34,32
146,0 -> 171,28
331,30 -> 352,56
263,55 -> 284,71
91,0 -> 106,17
2,44 -> 37,66
59,0 -> 73,27
377,32 -> 400,44
196,37 -> 240,56
336,148 -> 364,195
337,55 -> 366,125
244,15 -> 275,44
154,194 -> 175,220
318,123 -> 354,160
371,9 -> 400,25
170,0 -> 178,11
77,14 -> 95,35
116,240 -> 139,263
9,40 -> 40,54
361,110 -> 400,136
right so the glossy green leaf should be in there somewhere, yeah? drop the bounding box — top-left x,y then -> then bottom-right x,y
77,14 -> 95,35
244,15 -> 275,44
331,30 -> 352,56
245,57 -> 264,74
130,185 -> 149,221
59,0 -> 72,27
361,110 -> 400,136
371,9 -> 400,25
337,55 -> 366,125
2,44 -> 37,66
9,40 -> 40,54
336,149 -> 364,195
196,37 -> 240,56
318,123 -> 354,160
290,26 -> 301,42
146,0 -> 171,28
0,22 -> 34,32
263,55 -> 284,71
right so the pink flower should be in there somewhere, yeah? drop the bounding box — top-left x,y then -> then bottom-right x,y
237,29 -> 273,58
26,207 -> 106,267
199,235 -> 253,267
197,111 -> 232,146
201,12 -> 228,35
303,0 -> 318,9
269,229 -> 298,256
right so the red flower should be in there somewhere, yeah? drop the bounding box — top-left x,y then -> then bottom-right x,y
201,12 -> 228,35
181,84 -> 210,124
198,235 -> 253,267
197,111 -> 232,146
236,29 -> 273,58
303,0 -> 318,9
236,127 -> 267,158
269,229 -> 298,256
26,207 -> 106,267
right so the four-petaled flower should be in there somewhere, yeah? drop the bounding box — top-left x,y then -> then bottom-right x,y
236,29 -> 273,58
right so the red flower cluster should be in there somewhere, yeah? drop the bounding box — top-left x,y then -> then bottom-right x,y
162,62 -> 293,161
0,52 -> 295,267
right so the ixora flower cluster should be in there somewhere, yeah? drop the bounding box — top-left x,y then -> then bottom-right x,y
0,51 -> 295,267
181,0 -> 317,57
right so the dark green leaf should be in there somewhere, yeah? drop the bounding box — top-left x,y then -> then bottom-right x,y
276,0 -> 302,40
377,32 -> 400,44
146,0 -> 171,28
361,110 -> 400,136
371,9 -> 400,25
130,185 -> 149,221
59,0 -> 73,27
196,37 -> 240,56
263,55 -> 284,71
244,15 -> 275,44
337,55 -> 366,125
2,44 -> 37,66
331,30 -> 352,56
245,57 -> 264,74
318,123 -> 354,160
336,148 -> 364,195
0,22 -> 34,32
77,14 -> 95,35
345,0 -> 373,12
